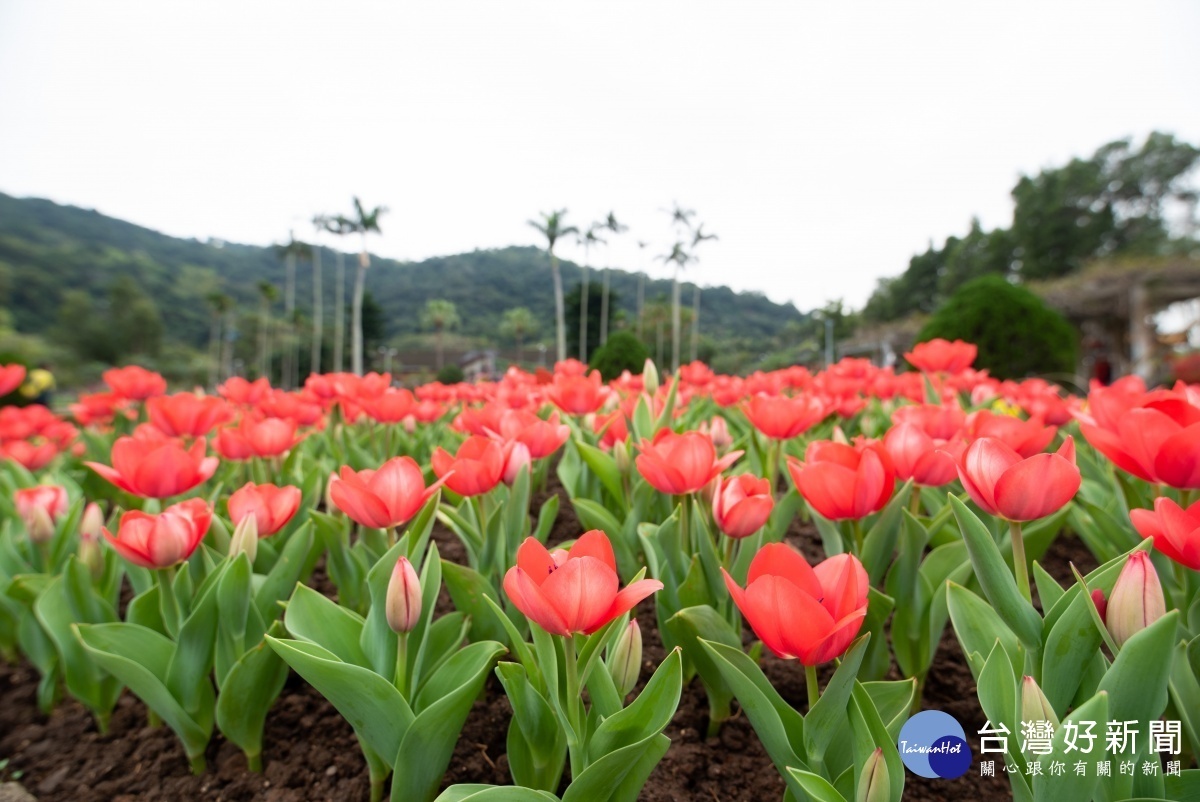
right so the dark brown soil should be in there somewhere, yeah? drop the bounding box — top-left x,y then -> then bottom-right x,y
0,474 -> 1099,801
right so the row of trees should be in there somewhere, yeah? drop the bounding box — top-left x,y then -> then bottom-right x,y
527,204 -> 718,372
864,131 -> 1200,323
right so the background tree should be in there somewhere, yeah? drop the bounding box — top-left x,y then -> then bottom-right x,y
599,211 -> 627,347
500,306 -> 538,365
257,280 -> 278,381
320,214 -> 354,372
576,223 -> 605,363
275,233 -> 311,388
310,215 -> 329,376
527,209 -> 578,363
338,197 -> 388,375
688,222 -> 718,361
657,241 -> 695,372
421,298 -> 460,370
565,282 -> 617,362
635,239 -> 649,339
361,291 -> 386,359
589,330 -> 649,381
206,292 -> 232,387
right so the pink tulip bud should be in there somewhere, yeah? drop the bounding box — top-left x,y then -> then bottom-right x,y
642,359 -> 660,396
14,485 -> 68,545
1106,551 -> 1165,647
503,441 -> 532,487
608,618 -> 643,697
612,439 -> 631,474
229,514 -> 259,564
386,557 -> 422,634
1020,675 -> 1058,728
79,502 -> 105,577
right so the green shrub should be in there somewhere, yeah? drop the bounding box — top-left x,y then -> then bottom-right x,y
917,275 -> 1078,380
589,330 -> 650,381
436,364 -> 465,384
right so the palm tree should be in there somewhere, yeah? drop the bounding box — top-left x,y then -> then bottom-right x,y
635,240 -> 649,339
257,280 -> 279,382
657,241 -> 695,373
205,292 -> 232,388
320,214 -> 354,372
340,197 -> 388,375
421,299 -> 460,371
576,224 -> 606,363
688,223 -> 718,362
275,233 -> 312,388
310,215 -> 329,376
600,211 -> 627,347
527,209 -> 579,363
500,306 -> 538,366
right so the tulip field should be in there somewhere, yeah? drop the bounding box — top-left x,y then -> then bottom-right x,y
1,340 -> 1199,802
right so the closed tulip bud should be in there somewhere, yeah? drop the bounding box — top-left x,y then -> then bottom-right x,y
386,557 -> 422,634
612,439 -> 631,474
27,505 -> 56,544
324,472 -> 342,517
1020,675 -> 1059,728
608,618 -> 643,697
81,502 -> 104,541
503,441 -> 532,487
79,503 -> 105,578
856,748 -> 889,802
642,359 -> 660,396
1106,551 -> 1166,647
229,514 -> 259,564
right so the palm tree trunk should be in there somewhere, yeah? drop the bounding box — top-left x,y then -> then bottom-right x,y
259,300 -> 270,381
551,252 -> 565,363
691,284 -> 700,362
436,326 -> 444,370
221,308 -> 234,380
600,267 -> 610,346
671,265 -> 681,372
636,272 -> 645,339
208,311 -> 221,388
334,248 -> 346,372
516,334 -> 524,367
284,253 -> 296,388
656,318 -> 664,366
311,244 -> 323,376
352,253 -> 366,375
580,260 -> 589,362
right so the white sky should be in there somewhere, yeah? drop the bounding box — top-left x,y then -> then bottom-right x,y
1,1 -> 1197,312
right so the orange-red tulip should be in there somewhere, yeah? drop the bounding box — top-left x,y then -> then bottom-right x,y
593,411 -> 629,449
882,422 -> 963,487
86,428 -> 218,499
493,409 -> 569,460
214,417 -> 302,460
0,364 -> 27,397
329,457 -> 448,529
635,429 -> 743,496
503,531 -> 662,636
432,435 -> 508,497
360,388 -> 417,424
103,498 -> 211,569
1075,384 -> 1200,489
545,370 -> 608,415
904,339 -> 977,374
1130,497 -> 1200,570
712,474 -> 774,538
952,436 -> 1080,521
14,485 -> 68,543
227,482 -> 302,536
103,365 -> 167,400
722,544 -> 868,665
965,410 -> 1056,458
787,440 -> 895,521
219,376 -> 272,406
1,440 -> 58,471
742,393 -> 827,440
147,392 -> 231,438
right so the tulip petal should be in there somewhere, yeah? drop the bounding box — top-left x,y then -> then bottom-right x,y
1155,424 -> 1200,490
538,556 -> 618,633
742,575 -> 834,661
329,480 -> 390,529
591,578 -> 664,634
993,453 -> 1081,522
569,530 -> 618,573
747,543 -> 823,600
503,566 -> 570,636
514,537 -> 556,583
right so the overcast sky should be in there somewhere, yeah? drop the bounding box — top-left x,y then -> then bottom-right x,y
1,1 -> 1197,313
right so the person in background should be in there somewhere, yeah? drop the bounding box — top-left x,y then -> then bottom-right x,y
21,363 -> 55,408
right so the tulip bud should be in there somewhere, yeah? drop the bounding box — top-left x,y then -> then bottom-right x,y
229,513 -> 259,564
325,472 -> 343,517
503,441 -> 532,487
642,359 -> 660,396
26,505 -> 56,544
1090,588 -> 1107,623
856,748 -> 889,802
1106,551 -> 1165,647
612,439 -> 631,474
386,557 -> 422,634
79,503 -> 105,578
608,618 -> 643,697
831,425 -> 850,445
1020,675 -> 1059,728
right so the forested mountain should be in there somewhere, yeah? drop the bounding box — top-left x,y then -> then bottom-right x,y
0,192 -> 800,356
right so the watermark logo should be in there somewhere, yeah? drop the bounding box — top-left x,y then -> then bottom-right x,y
898,710 -> 972,779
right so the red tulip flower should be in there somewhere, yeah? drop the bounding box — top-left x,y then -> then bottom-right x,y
103,498 -> 212,570
593,411 -> 629,449
545,370 -> 609,415
14,485 -> 69,543
722,544 -> 868,665
432,435 -> 509,497
952,436 -> 1080,521
1075,385 -> 1200,488
1,440 -> 59,471
103,365 -> 168,401
227,482 -> 302,537
712,474 -> 774,538
742,393 -> 827,440
147,392 -> 232,438
0,364 -> 27,397
635,429 -> 743,496
360,388 -> 417,424
1131,497 -> 1200,571
494,409 -> 570,459
965,410 -> 1056,458
904,339 -> 977,374
329,457 -> 449,529
219,376 -> 272,406
86,428 -> 218,499
503,531 -> 663,636
787,440 -> 895,521
882,422 -> 963,487
214,417 -> 302,460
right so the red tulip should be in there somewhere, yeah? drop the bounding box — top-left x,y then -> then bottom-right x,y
722,544 -> 868,665
904,339 -> 977,373
14,485 -> 69,543
257,390 -> 324,426
545,370 -> 608,415
70,391 -> 130,428
1130,497 -> 1200,571
1,440 -> 58,471
453,402 -> 506,437
219,376 -> 272,406
329,457 -> 449,529
635,429 -> 743,496
214,417 -> 302,460
360,388 -> 417,424
503,441 -> 533,486
103,498 -> 212,569
952,436 -> 1080,521
494,409 -> 569,460
432,435 -> 508,497
1076,385 -> 1200,489
227,482 -> 302,536
891,403 -> 965,441
699,416 -> 733,452
882,422 -> 963,487
742,393 -> 827,440
787,440 -> 895,521
712,474 -> 774,538
503,530 -> 663,636
86,428 -> 218,499
0,364 -> 27,397
593,411 -> 629,449
103,365 -> 168,400
386,556 -> 422,634
147,392 -> 231,438
965,410 -> 1056,458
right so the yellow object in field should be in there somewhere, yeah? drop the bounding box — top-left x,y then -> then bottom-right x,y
991,398 -> 1022,418
20,368 -> 54,399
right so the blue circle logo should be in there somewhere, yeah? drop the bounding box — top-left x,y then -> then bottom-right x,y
897,710 -> 972,779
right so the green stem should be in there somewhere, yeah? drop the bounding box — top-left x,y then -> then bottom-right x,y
394,632 -> 409,697
852,518 -> 864,555
563,634 -> 585,776
384,424 -> 394,458
246,751 -> 262,772
767,438 -> 781,495
1009,520 -> 1031,604
157,566 -> 181,638
805,664 -> 820,712
723,535 -> 736,570
909,485 -> 922,517
677,495 -> 692,555
189,753 -> 206,775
